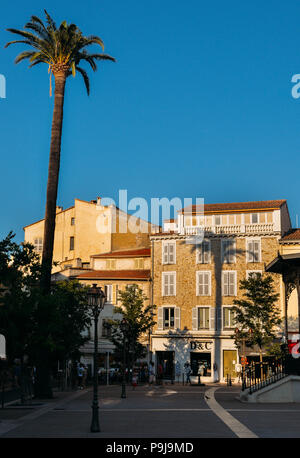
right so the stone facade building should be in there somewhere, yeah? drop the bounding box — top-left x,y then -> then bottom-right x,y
150,199 -> 293,383
74,248 -> 151,372
24,197 -> 154,274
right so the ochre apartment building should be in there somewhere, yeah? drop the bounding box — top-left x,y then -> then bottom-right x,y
24,197 -> 154,274
150,199 -> 296,383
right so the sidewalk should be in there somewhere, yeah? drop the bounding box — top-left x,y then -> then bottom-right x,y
0,383 -> 240,438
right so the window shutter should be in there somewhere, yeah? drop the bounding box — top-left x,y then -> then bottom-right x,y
205,272 -> 210,295
210,307 -> 215,331
192,307 -> 198,331
175,307 -> 180,330
112,285 -> 117,304
157,307 -> 163,330
169,244 -> 175,264
169,275 -> 173,295
163,244 -> 169,264
162,274 -> 167,296
217,307 -> 222,331
254,241 -> 260,261
197,272 -> 202,295
205,308 -> 210,328
197,246 -> 203,264
247,240 -> 253,262
223,272 -> 228,296
170,274 -> 175,296
204,242 -> 210,263
229,272 -> 236,296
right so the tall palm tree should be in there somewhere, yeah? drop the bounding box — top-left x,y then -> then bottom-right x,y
5,10 -> 115,293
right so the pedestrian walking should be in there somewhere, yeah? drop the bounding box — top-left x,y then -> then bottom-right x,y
132,370 -> 138,390
184,362 -> 191,385
157,362 -> 163,385
235,362 -> 242,383
148,361 -> 155,385
175,361 -> 181,383
77,363 -> 84,389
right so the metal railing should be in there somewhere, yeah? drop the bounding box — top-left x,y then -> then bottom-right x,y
242,362 -> 285,394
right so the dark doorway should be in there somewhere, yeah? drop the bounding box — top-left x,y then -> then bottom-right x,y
156,351 -> 174,379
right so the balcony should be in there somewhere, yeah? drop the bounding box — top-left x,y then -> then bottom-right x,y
183,223 -> 274,235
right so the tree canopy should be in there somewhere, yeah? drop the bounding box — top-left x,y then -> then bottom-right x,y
232,273 -> 281,352
109,285 -> 156,365
0,233 -> 91,366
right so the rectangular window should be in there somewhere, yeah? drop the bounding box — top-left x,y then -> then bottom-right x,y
163,307 -> 175,329
215,215 -> 221,225
198,307 -> 210,329
196,271 -> 211,296
251,213 -> 258,224
222,271 -> 237,296
102,319 -> 112,338
196,240 -> 211,264
162,242 -> 176,264
33,238 -> 43,253
71,217 -> 75,226
223,307 -> 236,329
247,239 -> 261,263
69,236 -> 74,251
246,270 -> 262,279
222,239 -> 236,263
106,259 -> 116,269
162,272 -> 176,296
104,285 -> 113,303
134,258 -> 144,269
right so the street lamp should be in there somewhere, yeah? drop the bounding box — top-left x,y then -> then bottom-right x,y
88,284 -> 106,433
120,318 -> 128,399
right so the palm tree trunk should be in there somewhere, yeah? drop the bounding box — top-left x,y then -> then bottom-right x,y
36,72 -> 66,399
41,71 -> 67,293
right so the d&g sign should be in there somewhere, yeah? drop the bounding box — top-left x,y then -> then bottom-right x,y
190,341 -> 212,351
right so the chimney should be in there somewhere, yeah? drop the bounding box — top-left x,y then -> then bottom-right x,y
97,196 -> 101,206
56,206 -> 63,213
75,258 -> 82,268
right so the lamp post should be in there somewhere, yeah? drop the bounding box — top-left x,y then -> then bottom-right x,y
120,318 -> 128,399
88,284 -> 106,433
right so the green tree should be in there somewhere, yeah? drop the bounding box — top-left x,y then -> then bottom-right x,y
110,285 -> 156,373
5,11 -> 115,293
0,234 -> 91,397
232,274 -> 281,372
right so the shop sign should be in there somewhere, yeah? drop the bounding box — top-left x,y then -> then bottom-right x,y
190,341 -> 212,351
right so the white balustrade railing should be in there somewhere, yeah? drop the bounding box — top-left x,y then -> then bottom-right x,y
183,223 -> 274,235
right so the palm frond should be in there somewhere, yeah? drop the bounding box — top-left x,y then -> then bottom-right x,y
44,10 -> 56,31
75,66 -> 90,95
4,39 -> 33,49
6,10 -> 115,94
15,50 -> 38,64
88,53 -> 116,62
84,35 -> 104,51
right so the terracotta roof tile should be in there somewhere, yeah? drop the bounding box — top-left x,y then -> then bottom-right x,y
90,248 -> 151,258
179,199 -> 286,214
281,229 -> 300,242
76,269 -> 151,280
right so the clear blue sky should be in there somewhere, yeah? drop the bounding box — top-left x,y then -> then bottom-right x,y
1,0 -> 300,243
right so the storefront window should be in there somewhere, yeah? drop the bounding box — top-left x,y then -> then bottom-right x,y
190,352 -> 211,377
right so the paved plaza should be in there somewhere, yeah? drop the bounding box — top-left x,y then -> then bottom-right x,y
1,383 -> 300,439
